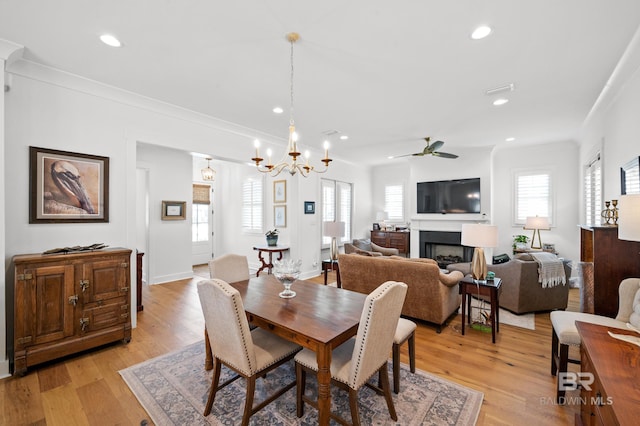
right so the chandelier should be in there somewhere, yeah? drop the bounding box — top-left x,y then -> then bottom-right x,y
201,157 -> 215,181
251,32 -> 332,177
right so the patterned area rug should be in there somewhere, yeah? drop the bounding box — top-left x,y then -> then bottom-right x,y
120,341 -> 483,426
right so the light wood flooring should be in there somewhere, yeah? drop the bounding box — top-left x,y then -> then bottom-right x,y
1,267 -> 582,425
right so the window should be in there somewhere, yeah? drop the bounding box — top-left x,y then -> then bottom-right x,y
321,179 -> 352,245
242,177 -> 264,232
192,184 -> 211,242
584,153 -> 602,226
384,184 -> 404,222
514,170 -> 553,225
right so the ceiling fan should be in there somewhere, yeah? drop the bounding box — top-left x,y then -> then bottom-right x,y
394,137 -> 459,159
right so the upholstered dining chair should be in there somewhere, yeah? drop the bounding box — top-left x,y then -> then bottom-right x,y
550,277 -> 639,402
197,279 -> 302,425
208,253 -> 250,282
295,281 -> 408,425
392,318 -> 416,394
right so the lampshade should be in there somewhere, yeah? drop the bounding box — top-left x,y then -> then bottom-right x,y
461,224 -> 498,248
618,194 -> 640,242
376,211 -> 389,221
524,216 -> 550,230
323,221 -> 345,238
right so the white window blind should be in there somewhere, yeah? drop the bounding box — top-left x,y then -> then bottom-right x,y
321,179 -> 352,245
584,154 -> 602,226
242,177 -> 263,232
514,171 -> 552,225
384,184 -> 404,222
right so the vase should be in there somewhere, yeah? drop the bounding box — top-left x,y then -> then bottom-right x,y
266,236 -> 278,247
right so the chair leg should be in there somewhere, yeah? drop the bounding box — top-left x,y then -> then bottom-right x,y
551,328 -> 559,375
204,358 -> 222,416
392,342 -> 400,394
556,343 -> 569,404
348,388 -> 361,426
241,376 -> 256,426
295,362 -> 306,418
408,332 -> 416,374
379,362 -> 398,421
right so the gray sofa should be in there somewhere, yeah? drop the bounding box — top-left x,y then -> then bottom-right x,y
344,238 -> 399,257
447,254 -> 571,314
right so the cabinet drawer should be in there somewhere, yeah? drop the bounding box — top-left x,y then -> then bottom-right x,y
81,300 -> 129,333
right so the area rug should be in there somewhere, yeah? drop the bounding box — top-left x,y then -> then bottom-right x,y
463,297 -> 535,330
120,341 -> 483,426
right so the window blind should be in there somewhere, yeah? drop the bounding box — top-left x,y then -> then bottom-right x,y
514,171 -> 552,224
384,184 -> 404,222
584,153 -> 602,226
242,177 -> 263,232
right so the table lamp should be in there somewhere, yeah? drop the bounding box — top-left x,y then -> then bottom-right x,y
524,216 -> 550,249
618,195 -> 640,243
324,221 -> 345,261
461,224 -> 498,282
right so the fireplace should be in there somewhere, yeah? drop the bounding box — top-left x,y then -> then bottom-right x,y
419,231 -> 474,268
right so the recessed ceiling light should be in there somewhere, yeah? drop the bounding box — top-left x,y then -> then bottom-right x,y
272,107 -> 283,114
493,98 -> 509,106
506,137 -> 515,142
339,135 -> 349,140
100,34 -> 122,47
471,26 -> 492,40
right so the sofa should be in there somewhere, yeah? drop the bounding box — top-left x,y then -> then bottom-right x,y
344,238 -> 399,257
338,254 -> 464,332
447,254 -> 572,314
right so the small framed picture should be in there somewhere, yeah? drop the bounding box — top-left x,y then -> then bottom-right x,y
274,205 -> 286,227
373,223 -> 381,230
162,200 -> 186,220
274,180 -> 286,203
304,201 -> 315,214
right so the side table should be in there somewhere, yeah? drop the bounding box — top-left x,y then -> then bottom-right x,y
253,245 -> 290,276
322,259 -> 341,288
459,276 -> 502,343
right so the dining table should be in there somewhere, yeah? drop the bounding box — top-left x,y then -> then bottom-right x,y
204,274 -> 367,426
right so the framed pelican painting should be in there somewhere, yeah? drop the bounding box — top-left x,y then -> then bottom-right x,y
29,146 -> 109,223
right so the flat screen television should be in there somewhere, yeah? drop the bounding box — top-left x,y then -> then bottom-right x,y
417,178 -> 481,214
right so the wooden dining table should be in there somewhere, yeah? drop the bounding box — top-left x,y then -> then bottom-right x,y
204,274 -> 367,426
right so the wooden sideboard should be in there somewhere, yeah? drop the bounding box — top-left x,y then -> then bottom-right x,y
577,321 -> 640,425
371,230 -> 410,256
10,248 -> 132,375
579,226 -> 640,317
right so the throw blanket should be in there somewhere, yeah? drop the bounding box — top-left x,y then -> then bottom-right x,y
530,252 -> 566,288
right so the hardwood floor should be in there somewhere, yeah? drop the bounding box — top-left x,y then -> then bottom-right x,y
1,268 -> 581,425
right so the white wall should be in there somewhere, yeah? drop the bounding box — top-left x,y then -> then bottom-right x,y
492,141 -> 580,261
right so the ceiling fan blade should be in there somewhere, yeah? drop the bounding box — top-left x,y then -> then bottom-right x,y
412,153 -> 425,156
432,151 -> 458,159
391,153 -> 419,158
429,140 -> 445,152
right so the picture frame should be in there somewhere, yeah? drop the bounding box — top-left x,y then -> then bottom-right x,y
274,205 -> 287,227
304,201 -> 315,214
373,223 -> 381,230
29,146 -> 109,223
274,180 -> 286,203
621,156 -> 640,195
162,200 -> 187,220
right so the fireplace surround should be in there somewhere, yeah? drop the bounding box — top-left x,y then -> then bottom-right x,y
419,230 -> 474,268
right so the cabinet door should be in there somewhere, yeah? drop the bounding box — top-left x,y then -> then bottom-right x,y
370,231 -> 387,246
81,257 -> 129,304
15,264 -> 75,348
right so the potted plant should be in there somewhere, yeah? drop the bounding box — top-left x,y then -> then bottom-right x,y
513,234 -> 529,251
265,229 -> 279,246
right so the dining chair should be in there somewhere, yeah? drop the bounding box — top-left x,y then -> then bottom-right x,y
392,318 -> 416,394
295,280 -> 408,425
197,278 -> 302,425
208,253 -> 250,282
550,277 -> 639,402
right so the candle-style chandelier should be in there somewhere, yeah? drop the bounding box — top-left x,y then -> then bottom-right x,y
251,32 -> 332,177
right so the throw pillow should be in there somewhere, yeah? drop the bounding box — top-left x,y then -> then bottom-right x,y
352,239 -> 373,252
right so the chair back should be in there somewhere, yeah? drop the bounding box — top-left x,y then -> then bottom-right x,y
208,253 -> 250,283
616,277 -> 640,322
197,279 -> 256,376
348,281 -> 407,389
